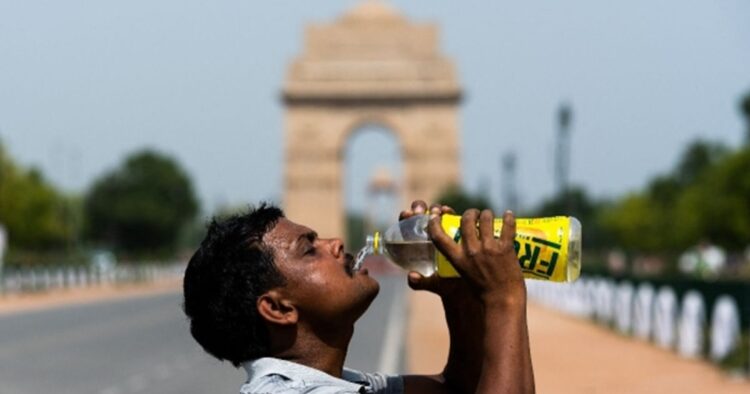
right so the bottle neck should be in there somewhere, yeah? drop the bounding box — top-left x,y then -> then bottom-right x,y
365,232 -> 383,255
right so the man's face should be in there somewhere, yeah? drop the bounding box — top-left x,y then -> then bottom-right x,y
263,218 -> 380,326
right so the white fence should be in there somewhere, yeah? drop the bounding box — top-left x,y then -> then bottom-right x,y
0,264 -> 185,295
527,276 -> 747,372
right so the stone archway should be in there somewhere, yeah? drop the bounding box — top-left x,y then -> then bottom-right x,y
282,1 -> 462,237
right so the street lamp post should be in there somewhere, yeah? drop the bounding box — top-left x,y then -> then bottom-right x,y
0,224 -> 6,289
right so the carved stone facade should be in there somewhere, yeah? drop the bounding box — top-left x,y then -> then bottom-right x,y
282,1 -> 462,237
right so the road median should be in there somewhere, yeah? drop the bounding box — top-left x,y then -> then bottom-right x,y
0,277 -> 182,316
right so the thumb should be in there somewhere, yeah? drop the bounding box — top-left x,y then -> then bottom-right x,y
407,271 -> 441,292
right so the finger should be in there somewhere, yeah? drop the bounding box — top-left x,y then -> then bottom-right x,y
399,210 -> 412,221
429,204 -> 442,218
479,209 -> 495,244
441,205 -> 456,214
411,200 -> 428,215
427,215 -> 461,263
407,271 -> 441,292
500,210 -> 516,246
460,209 -> 481,254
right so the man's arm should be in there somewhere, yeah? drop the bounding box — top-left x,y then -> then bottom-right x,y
405,267 -> 484,393
432,209 -> 534,394
399,202 -> 482,393
442,285 -> 485,392
480,293 -> 534,393
413,209 -> 534,394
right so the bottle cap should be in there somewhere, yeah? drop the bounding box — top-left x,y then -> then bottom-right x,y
365,232 -> 381,254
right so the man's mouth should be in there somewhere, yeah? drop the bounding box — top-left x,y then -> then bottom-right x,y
345,253 -> 355,276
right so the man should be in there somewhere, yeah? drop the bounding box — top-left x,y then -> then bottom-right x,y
183,201 -> 535,393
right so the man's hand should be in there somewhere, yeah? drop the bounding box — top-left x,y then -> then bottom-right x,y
399,200 -> 466,298
427,208 -> 526,308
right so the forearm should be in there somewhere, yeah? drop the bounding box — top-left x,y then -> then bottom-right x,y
476,296 -> 535,394
441,295 -> 484,393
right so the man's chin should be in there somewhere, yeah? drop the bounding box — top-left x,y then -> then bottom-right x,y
353,276 -> 380,317
358,270 -> 379,292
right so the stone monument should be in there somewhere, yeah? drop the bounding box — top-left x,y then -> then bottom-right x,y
282,1 -> 462,237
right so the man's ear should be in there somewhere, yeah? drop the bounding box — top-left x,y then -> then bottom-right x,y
257,289 -> 298,326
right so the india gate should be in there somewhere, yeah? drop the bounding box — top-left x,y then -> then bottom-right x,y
282,1 -> 462,238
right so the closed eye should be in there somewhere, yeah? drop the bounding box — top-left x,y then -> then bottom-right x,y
298,231 -> 319,257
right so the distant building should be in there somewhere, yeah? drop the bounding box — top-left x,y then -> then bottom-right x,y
282,1 -> 463,237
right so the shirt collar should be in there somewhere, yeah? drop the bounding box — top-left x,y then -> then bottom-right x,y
242,357 -> 366,392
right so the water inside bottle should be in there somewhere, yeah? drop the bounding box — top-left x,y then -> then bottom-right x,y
352,240 -> 437,276
383,241 -> 436,276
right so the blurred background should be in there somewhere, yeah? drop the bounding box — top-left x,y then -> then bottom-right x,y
0,1 -> 749,393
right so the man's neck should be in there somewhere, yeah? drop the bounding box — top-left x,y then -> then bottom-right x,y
271,323 -> 353,378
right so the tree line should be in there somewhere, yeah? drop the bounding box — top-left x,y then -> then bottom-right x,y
0,143 -> 199,268
448,91 -> 750,276
537,89 -> 750,258
3,91 -> 749,269
535,140 -> 749,253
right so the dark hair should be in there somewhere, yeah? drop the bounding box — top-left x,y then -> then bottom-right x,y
183,203 -> 285,367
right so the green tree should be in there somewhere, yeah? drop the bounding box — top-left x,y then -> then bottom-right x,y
84,149 -> 199,257
536,187 -> 595,219
346,212 -> 367,251
646,175 -> 681,206
673,139 -> 728,186
535,186 -> 613,249
0,142 -> 73,251
600,193 -> 673,252
740,91 -> 750,144
599,139 -> 731,253
435,185 -> 493,214
674,147 -> 750,249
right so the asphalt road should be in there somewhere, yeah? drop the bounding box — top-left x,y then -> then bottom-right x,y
0,275 -> 406,394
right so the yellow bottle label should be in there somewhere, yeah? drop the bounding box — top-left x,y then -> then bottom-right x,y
436,214 -> 572,281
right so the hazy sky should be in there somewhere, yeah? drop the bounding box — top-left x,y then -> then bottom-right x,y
1,0 -> 748,215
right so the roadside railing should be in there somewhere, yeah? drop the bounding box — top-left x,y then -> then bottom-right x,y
0,263 -> 185,295
527,275 -> 750,375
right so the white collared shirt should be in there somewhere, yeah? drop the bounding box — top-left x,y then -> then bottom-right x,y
240,357 -> 404,394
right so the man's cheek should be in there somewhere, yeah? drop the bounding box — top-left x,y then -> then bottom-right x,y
298,270 -> 332,290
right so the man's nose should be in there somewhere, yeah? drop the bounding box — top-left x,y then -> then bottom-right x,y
327,238 -> 344,258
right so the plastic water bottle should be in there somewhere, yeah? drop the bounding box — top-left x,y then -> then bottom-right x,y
353,214 -> 582,282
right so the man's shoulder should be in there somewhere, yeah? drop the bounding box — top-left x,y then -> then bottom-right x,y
240,374 -> 360,394
240,357 -> 403,394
